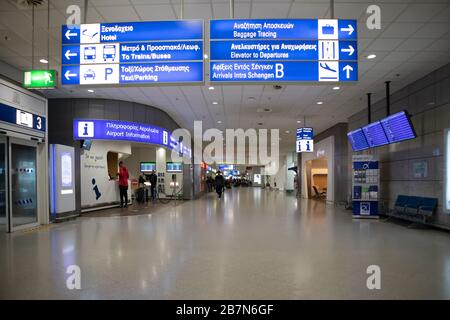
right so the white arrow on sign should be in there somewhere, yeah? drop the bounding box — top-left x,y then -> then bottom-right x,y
65,29 -> 77,40
341,24 -> 354,36
341,45 -> 355,56
343,65 -> 353,79
64,50 -> 77,60
64,70 -> 77,80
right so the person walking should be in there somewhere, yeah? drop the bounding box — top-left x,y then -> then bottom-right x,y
206,175 -> 213,192
149,170 -> 158,201
215,171 -> 225,199
117,161 -> 129,208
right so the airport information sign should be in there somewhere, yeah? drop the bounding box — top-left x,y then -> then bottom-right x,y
296,127 -> 314,153
73,119 -> 191,157
210,19 -> 357,83
61,21 -> 204,85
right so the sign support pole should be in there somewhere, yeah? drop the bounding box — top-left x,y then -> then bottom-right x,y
230,0 -> 234,19
47,0 -> 50,69
330,0 -> 334,19
385,81 -> 391,117
31,5 -> 35,70
180,0 -> 184,19
84,0 -> 89,23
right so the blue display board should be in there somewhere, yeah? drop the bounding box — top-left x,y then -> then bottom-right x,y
380,111 -> 416,143
61,20 -> 204,85
362,121 -> 389,147
0,102 -> 46,132
348,110 -> 416,152
210,19 -> 357,83
347,128 -> 369,151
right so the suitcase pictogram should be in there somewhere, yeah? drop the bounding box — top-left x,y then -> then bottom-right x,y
321,24 -> 334,35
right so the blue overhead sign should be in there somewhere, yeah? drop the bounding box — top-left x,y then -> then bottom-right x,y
211,61 -> 357,82
62,62 -> 203,85
210,19 -> 357,83
296,127 -> 314,153
73,119 -> 191,157
62,41 -> 203,65
62,21 -> 203,44
61,20 -> 204,85
0,102 -> 46,132
296,127 -> 313,140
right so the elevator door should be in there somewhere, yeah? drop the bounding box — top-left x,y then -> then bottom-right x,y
9,138 -> 38,231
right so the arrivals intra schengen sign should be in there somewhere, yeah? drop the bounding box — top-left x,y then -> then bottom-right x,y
61,21 -> 204,85
210,19 -> 358,83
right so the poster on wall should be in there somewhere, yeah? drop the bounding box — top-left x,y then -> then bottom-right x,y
413,160 -> 428,178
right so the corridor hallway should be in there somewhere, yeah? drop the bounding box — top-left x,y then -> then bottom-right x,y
1,188 -> 450,299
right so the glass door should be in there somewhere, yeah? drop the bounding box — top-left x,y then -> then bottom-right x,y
0,136 -> 7,232
9,138 -> 38,231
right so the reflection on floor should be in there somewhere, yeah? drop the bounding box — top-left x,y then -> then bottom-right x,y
0,188 -> 450,299
82,201 -> 177,218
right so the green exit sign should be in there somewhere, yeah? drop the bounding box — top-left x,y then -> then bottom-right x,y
23,70 -> 57,89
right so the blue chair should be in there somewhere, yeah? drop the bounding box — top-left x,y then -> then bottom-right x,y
404,196 -> 421,215
394,195 -> 409,213
418,197 -> 438,217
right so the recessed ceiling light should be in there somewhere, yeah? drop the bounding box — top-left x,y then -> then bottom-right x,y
248,97 -> 256,101
285,130 -> 290,133
208,86 -> 214,90
88,89 -> 94,93
316,101 -> 323,105
367,54 -> 377,59
39,58 -> 48,64
296,120 -> 301,124
217,120 -> 222,124
333,86 -> 340,90
212,101 -> 219,105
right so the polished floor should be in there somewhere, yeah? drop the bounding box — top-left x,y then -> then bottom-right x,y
1,188 -> 450,299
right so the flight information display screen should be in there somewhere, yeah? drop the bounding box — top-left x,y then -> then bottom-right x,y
362,121 -> 389,147
380,111 -> 416,143
140,162 -> 156,172
166,162 -> 183,172
347,128 -> 369,151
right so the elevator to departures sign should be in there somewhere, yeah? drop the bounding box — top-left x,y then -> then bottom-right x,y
61,21 -> 204,85
210,19 -> 358,83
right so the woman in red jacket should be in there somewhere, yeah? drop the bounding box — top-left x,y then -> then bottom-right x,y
117,161 -> 129,208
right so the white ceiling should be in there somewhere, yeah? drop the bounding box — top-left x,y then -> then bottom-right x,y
0,0 -> 449,154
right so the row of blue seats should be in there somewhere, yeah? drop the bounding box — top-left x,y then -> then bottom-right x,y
391,195 -> 438,223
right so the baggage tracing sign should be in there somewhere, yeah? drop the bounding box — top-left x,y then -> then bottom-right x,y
210,19 -> 357,83
61,20 -> 204,85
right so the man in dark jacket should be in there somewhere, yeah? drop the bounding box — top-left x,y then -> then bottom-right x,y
149,170 -> 158,201
215,171 -> 225,199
